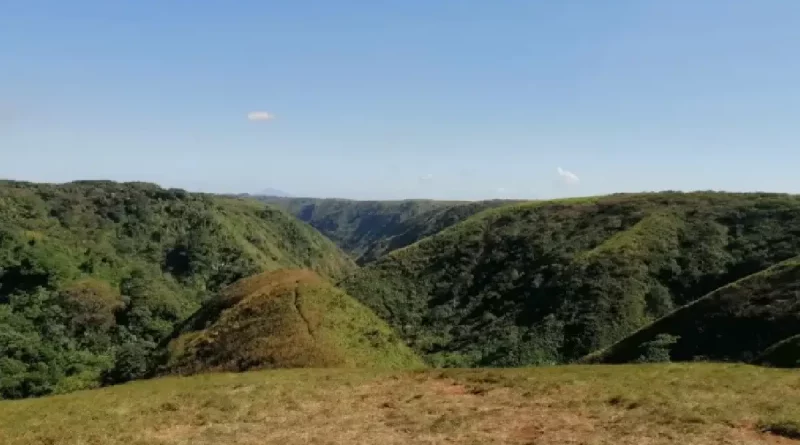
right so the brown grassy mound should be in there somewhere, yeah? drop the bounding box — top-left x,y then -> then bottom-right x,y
163,269 -> 422,374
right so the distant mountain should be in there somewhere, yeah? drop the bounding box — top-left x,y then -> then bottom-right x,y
257,196 -> 517,264
259,187 -> 292,197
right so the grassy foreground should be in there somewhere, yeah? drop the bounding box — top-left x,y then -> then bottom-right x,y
1,364 -> 798,444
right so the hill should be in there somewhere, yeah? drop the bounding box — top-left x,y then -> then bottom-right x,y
587,257 -> 800,364
163,269 -> 422,374
0,180 -> 354,399
1,364 -> 798,444
341,192 -> 800,367
259,196 -> 513,263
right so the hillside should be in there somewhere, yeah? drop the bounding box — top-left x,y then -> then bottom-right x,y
163,269 -> 422,374
587,257 -> 800,364
758,334 -> 800,368
1,364 -> 798,444
342,192 -> 800,367
0,180 -> 354,399
259,196 -> 512,263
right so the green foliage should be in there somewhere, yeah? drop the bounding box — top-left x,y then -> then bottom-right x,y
163,269 -> 423,375
103,340 -> 155,384
756,334 -> 800,368
592,257 -> 800,364
636,334 -> 680,363
0,180 -> 354,399
260,196 -> 513,263
342,192 -> 800,367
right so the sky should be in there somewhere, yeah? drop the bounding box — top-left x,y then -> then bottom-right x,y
2,1 -> 800,200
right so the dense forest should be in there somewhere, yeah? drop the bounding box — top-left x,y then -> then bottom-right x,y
0,181 -> 352,398
587,256 -> 800,365
342,192 -> 800,367
258,196 -> 512,263
2,182 -> 799,401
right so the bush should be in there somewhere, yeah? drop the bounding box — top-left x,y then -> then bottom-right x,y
636,334 -> 680,363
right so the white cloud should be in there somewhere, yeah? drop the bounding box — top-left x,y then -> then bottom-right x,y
557,167 -> 580,185
247,111 -> 275,121
419,173 -> 434,182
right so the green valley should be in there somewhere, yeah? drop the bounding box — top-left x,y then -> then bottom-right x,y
259,196 -> 512,263
341,192 -> 800,367
2,184 -> 800,407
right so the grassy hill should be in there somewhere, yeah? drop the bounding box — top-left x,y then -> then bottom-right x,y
1,364 -> 798,444
0,180 -> 354,399
587,257 -> 800,364
163,269 -> 422,374
259,196 -> 513,263
342,192 -> 800,367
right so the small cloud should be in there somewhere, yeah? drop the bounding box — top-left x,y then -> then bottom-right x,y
495,187 -> 507,194
557,167 -> 580,185
247,111 -> 275,121
419,173 -> 434,182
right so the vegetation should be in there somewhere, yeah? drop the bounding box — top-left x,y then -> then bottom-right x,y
0,180 -> 353,399
587,257 -> 800,364
757,334 -> 800,368
5,181 -> 800,406
342,192 -> 800,367
0,364 -> 797,444
163,269 -> 423,374
259,196 -> 512,263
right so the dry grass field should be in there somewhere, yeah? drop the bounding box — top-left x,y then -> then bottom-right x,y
1,363 -> 798,445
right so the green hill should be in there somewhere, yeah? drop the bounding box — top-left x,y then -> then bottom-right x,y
259,196 -> 512,263
586,257 -> 800,364
0,180 -> 354,399
163,269 -> 422,375
1,364 -> 798,444
341,192 -> 800,367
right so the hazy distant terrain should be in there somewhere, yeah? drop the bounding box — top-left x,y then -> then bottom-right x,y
257,196 -> 515,263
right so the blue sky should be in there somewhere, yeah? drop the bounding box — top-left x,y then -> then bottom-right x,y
2,1 -> 800,200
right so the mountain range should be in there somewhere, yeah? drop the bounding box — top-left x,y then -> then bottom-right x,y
1,180 -> 798,401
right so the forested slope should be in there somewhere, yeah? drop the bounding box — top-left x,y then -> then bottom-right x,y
587,257 -> 800,364
259,196 -> 512,263
758,334 -> 800,367
0,181 -> 353,398
342,192 -> 800,367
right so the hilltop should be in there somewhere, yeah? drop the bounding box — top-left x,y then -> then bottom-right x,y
342,192 -> 800,367
259,196 -> 512,263
163,269 -> 422,374
0,180 -> 353,399
0,364 -> 797,444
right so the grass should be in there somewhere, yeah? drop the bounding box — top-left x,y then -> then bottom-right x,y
1,363 -> 798,444
164,269 -> 423,374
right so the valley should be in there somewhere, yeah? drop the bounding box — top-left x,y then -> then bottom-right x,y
1,181 -> 799,443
